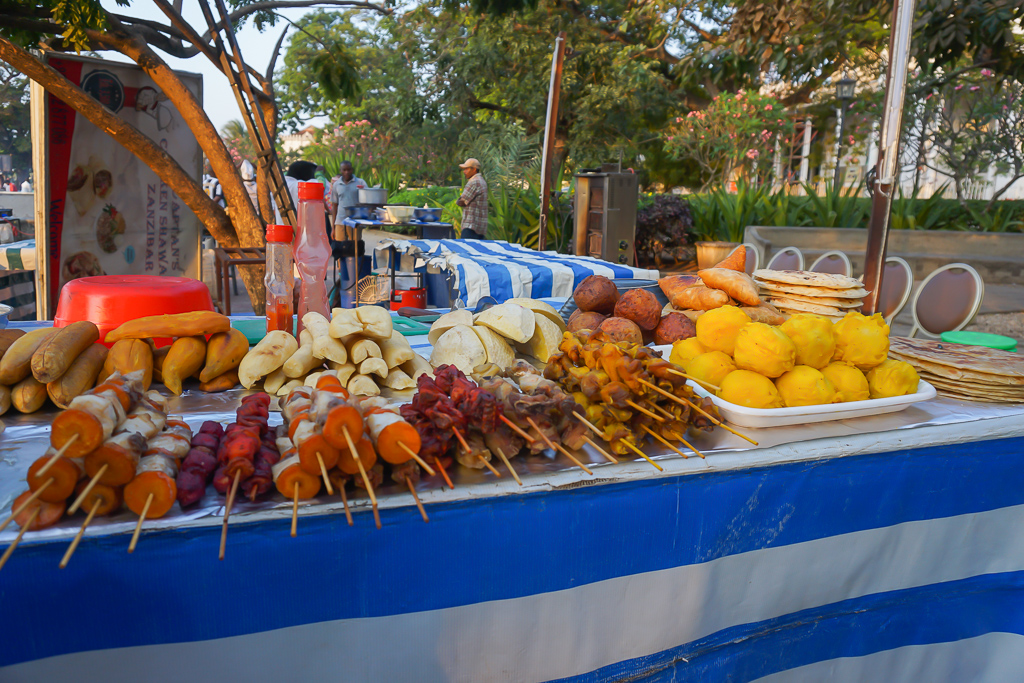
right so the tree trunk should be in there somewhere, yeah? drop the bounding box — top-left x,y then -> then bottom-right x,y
93,23 -> 269,310
0,36 -> 238,249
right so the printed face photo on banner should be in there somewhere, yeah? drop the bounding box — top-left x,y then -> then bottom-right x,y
46,56 -> 202,306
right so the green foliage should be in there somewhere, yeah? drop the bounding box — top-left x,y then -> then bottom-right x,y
685,182 -> 1024,241
798,182 -> 870,228
664,91 -> 793,190
0,65 -> 31,175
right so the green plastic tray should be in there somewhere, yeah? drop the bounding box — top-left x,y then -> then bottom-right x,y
941,330 -> 1017,352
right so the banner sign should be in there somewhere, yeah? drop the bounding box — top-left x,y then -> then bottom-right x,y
40,54 -> 202,312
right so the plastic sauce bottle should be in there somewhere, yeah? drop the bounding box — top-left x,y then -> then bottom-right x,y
293,181 -> 331,333
265,223 -> 295,334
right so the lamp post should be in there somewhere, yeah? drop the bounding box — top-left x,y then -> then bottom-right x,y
832,77 -> 857,191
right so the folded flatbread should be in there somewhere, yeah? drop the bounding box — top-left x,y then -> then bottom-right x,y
754,269 -> 864,290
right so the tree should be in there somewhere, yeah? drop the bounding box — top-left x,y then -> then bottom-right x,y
0,0 -> 389,309
221,119 -> 257,166
275,0 -> 682,186
0,64 -> 31,176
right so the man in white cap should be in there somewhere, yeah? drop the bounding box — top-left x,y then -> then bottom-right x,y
456,157 -> 488,239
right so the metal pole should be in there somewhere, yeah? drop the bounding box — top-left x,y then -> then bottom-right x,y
833,103 -> 848,192
862,0 -> 917,314
538,32 -> 566,252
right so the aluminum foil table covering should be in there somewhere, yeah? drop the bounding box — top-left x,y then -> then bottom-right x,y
2,385 -> 1022,545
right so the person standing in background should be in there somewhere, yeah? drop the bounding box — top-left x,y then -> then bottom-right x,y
330,160 -> 366,242
285,160 -> 317,213
21,178 -> 31,192
456,158 -> 488,240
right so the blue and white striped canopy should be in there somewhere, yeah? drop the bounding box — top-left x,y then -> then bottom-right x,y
378,239 -> 659,307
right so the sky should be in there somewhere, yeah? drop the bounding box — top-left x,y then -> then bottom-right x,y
101,0 -> 329,131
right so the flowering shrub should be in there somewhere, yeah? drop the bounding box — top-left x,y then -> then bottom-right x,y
663,91 -> 793,190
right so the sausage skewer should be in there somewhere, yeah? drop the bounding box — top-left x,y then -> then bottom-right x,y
341,425 -> 380,529
128,494 -> 152,554
525,416 -> 593,475
0,481 -> 53,534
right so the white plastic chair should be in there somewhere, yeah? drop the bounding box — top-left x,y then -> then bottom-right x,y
878,256 -> 914,325
909,262 -> 985,338
809,250 -> 853,277
764,246 -> 805,271
737,242 -> 761,274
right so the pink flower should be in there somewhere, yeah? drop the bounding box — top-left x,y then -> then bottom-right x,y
981,69 -> 993,77
955,84 -> 964,91
746,149 -> 759,159
848,135 -> 854,144
970,86 -> 980,92
765,104 -> 773,111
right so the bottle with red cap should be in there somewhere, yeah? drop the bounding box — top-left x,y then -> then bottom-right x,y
265,223 -> 295,334
293,181 -> 331,333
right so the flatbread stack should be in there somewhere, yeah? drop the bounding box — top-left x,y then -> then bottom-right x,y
888,336 -> 1024,404
753,269 -> 868,321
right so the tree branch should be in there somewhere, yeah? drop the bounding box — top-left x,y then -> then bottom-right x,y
0,35 -> 238,248
87,19 -> 265,249
226,0 -> 392,24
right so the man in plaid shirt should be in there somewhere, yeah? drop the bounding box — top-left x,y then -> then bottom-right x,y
456,158 -> 488,239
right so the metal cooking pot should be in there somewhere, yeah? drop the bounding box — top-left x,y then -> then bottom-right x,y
358,187 -> 388,205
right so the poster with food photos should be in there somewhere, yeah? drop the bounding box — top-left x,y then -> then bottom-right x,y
41,54 -> 202,311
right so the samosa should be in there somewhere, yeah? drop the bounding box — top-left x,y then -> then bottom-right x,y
713,245 -> 747,272
698,267 -> 762,306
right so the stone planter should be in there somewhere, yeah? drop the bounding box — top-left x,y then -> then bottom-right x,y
696,241 -> 739,270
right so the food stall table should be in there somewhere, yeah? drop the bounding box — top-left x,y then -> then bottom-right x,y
374,238 -> 660,308
2,319 -> 1023,682
339,218 -> 456,304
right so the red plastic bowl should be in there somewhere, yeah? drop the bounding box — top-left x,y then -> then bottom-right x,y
54,275 -> 215,346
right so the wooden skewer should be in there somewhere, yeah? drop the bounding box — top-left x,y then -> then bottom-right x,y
68,463 -> 108,514
451,426 -> 472,454
434,457 -> 454,489
573,411 -> 603,437
398,442 -> 435,476
316,452 -> 334,495
343,426 -> 380,530
128,493 -> 153,554
34,434 -> 80,478
639,378 -> 758,446
219,470 -> 240,560
626,399 -> 665,422
0,480 -> 53,534
407,479 -> 428,522
583,436 -> 618,464
500,415 -> 536,444
667,368 -> 720,391
620,439 -> 664,471
651,402 -> 677,421
60,499 -> 100,569
291,481 -> 299,537
526,416 -> 593,475
0,506 -> 39,571
641,424 -> 687,459
478,454 -> 502,477
675,433 -> 706,460
339,485 -> 354,526
494,447 -> 522,486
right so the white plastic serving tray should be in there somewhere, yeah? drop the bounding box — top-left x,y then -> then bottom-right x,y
649,345 -> 937,429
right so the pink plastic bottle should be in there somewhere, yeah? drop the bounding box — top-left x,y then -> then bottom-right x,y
293,181 -> 331,333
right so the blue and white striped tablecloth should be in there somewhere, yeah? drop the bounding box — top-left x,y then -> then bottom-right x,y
0,239 -> 35,271
0,239 -> 36,320
377,238 -> 659,307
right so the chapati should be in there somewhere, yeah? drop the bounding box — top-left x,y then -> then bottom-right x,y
754,269 -> 864,290
755,280 -> 869,299
888,337 -> 1024,387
